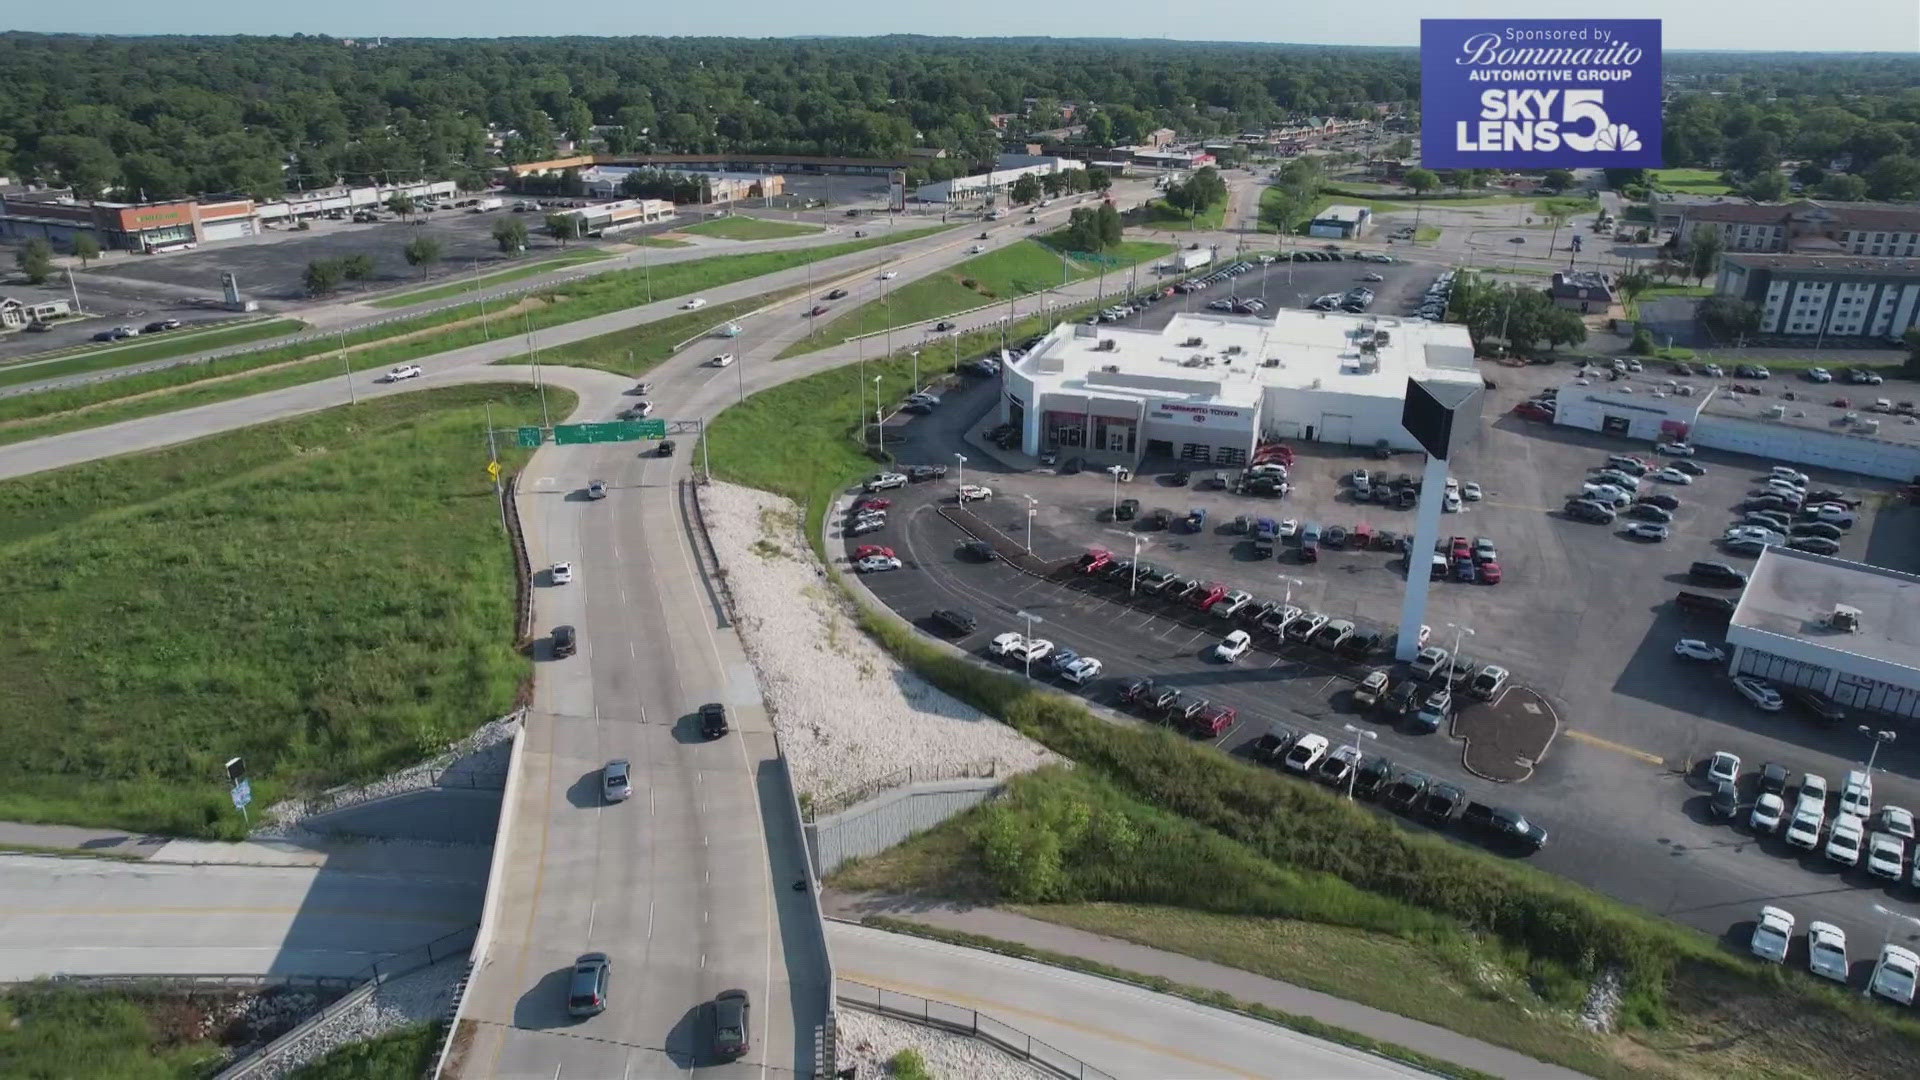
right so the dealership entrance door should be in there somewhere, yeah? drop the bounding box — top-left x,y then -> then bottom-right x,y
1602,415 -> 1631,436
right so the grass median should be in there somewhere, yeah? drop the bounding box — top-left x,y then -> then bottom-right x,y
538,282 -> 815,376
0,384 -> 564,837
1139,199 -> 1225,231
289,1023 -> 441,1079
0,318 -> 308,390
0,982 -> 227,1078
0,225 -> 951,450
680,216 -> 824,241
367,249 -> 612,308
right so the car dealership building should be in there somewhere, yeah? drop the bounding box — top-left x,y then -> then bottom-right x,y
999,310 -> 1482,467
1729,547 -> 1920,720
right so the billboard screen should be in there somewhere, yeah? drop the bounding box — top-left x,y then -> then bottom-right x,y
1421,19 -> 1662,170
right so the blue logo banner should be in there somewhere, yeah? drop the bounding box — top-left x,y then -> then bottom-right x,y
1421,19 -> 1663,169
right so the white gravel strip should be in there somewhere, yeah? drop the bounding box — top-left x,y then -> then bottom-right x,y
254,711 -> 521,838
838,1006 -> 1051,1080
700,482 -> 1055,802
230,958 -> 468,1079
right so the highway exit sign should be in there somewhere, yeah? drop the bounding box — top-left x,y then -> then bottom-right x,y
553,420 -> 666,444
516,426 -> 543,448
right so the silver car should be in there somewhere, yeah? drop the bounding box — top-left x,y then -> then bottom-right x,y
602,759 -> 632,802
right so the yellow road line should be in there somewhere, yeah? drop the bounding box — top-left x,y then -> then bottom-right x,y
1564,729 -> 1665,766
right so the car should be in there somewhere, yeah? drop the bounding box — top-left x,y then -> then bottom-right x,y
854,554 -> 902,573
1706,751 -> 1742,786
1383,769 -> 1432,814
1564,499 -> 1614,524
713,989 -> 751,1058
1841,769 -> 1874,819
1871,945 -> 1919,1006
1214,590 -> 1253,618
385,364 -> 423,382
1259,604 -> 1303,637
1690,561 -> 1748,587
930,608 -> 976,636
1459,802 -> 1549,851
1868,831 -> 1908,881
955,484 -> 993,503
1723,525 -> 1783,546
1806,367 -> 1834,383
1461,481 -> 1482,502
825,288 -> 848,300
1249,722 -> 1303,763
932,320 -> 956,332
865,472 -> 908,492
699,702 -> 729,738
1316,744 -> 1364,787
1825,814 -> 1866,866
1785,805 -> 1825,850
1791,521 -> 1844,541
1442,491 -> 1461,513
1187,702 -> 1237,738
1654,440 -> 1696,457
1740,908 -> 1797,971
1214,630 -> 1253,662
1061,656 -> 1104,685
143,318 -> 183,333
1757,761 -> 1790,795
1789,536 -> 1841,556
602,759 -> 633,802
1622,522 -> 1669,541
1651,467 -> 1693,485
1628,504 -> 1673,524
1413,688 -> 1451,733
709,353 -> 736,367
1419,781 -> 1466,825
1668,458 -> 1706,475
1283,733 -> 1330,773
585,480 -> 608,500
1804,922 -> 1848,984
1882,806 -> 1916,842
1352,670 -> 1390,709
1410,646 -> 1450,681
1732,676 -> 1783,711
1468,664 -> 1508,700
1284,612 -> 1328,643
1750,792 -> 1786,833
681,298 -> 707,309
1672,639 -> 1726,662
1709,780 -> 1740,819
1475,559 -> 1503,584
1013,638 -> 1053,665
567,953 -> 612,1017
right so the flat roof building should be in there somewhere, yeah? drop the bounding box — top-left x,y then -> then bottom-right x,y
1000,309 -> 1479,467
1715,252 -> 1920,342
912,156 -> 1083,204
1729,547 -> 1920,719
1309,204 -> 1372,239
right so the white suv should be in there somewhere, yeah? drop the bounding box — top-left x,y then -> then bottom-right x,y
864,473 -> 908,491
710,353 -> 735,367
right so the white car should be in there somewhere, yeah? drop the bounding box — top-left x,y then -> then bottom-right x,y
1871,945 -> 1919,1006
1808,504 -> 1857,527
988,632 -> 1026,657
710,353 -> 735,367
1442,491 -> 1461,513
1769,466 -> 1809,485
1624,522 -> 1669,541
1279,518 -> 1300,539
551,562 -> 574,585
1732,676 -> 1783,711
385,364 -> 423,382
1807,922 -> 1848,983
1785,806 -> 1824,850
1724,525 -> 1784,546
1652,468 -> 1693,485
1061,656 -> 1103,685
1881,806 -> 1916,842
1283,733 -> 1330,773
1841,769 -> 1873,819
1750,906 -> 1793,964
682,298 -> 707,309
1410,646 -> 1449,680
1461,481 -> 1482,501
1654,441 -> 1695,456
969,245 -> 986,254
1749,792 -> 1786,833
1707,750 -> 1742,786
1806,367 -> 1833,383
1214,590 -> 1253,619
1867,830 -> 1907,880
1673,639 -> 1726,662
1215,630 -> 1253,662
1014,638 -> 1054,665
854,555 -> 902,573
957,484 -> 993,502
864,472 -> 908,491
878,271 -> 898,280
1825,814 -> 1865,867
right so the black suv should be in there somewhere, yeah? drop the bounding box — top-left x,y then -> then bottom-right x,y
1688,561 -> 1748,588
1460,802 -> 1548,851
1115,498 -> 1140,521
700,702 -> 729,739
1248,722 -> 1302,764
1353,756 -> 1395,800
931,609 -> 976,636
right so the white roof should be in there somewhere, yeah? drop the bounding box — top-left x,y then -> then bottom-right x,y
1014,309 -> 1479,405
1314,204 -> 1370,224
1733,547 -> 1920,673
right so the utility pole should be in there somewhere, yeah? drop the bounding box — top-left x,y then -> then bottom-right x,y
337,330 -> 357,405
66,267 -> 82,315
525,311 -> 550,431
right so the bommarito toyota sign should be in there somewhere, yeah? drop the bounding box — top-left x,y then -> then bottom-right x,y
1421,19 -> 1662,169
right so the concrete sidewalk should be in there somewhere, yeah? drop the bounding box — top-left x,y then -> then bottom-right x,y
0,821 -> 168,858
824,891 -> 1590,1080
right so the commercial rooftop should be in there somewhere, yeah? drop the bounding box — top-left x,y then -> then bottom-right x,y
1721,253 -> 1920,279
1016,309 -> 1480,401
1733,548 -> 1920,673
1313,204 -> 1369,224
1700,388 -> 1920,449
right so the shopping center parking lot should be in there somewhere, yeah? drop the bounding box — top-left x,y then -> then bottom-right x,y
836,357 -> 1920,987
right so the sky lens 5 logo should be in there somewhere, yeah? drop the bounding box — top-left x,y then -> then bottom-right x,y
1421,20 -> 1663,169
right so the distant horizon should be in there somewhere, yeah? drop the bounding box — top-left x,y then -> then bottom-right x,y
4,1 -> 1914,54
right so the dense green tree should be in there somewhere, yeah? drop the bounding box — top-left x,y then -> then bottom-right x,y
71,234 -> 100,268
1698,296 -> 1762,343
1686,229 -> 1725,286
303,258 -> 344,296
1085,167 -> 1112,194
1404,167 -> 1438,196
1097,202 -> 1122,248
1083,112 -> 1113,146
339,253 -> 375,281
1817,172 -> 1869,201
15,238 -> 54,284
1863,154 -> 1920,200
545,213 -> 580,246
492,218 -> 529,255
1009,174 -> 1041,204
386,193 -> 415,219
401,235 -> 441,275
1541,169 -> 1575,192
1744,169 -> 1790,202
1792,162 -> 1826,187
1603,167 -> 1647,190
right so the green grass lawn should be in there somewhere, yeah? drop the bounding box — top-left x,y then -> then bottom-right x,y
0,226 -> 953,449
0,983 -> 227,1079
289,1023 -> 440,1079
1534,196 -> 1600,219
680,217 -> 825,241
537,282 -> 815,376
632,235 -> 693,248
0,385 -> 563,836
778,238 -> 1170,358
1651,168 -> 1733,195
368,250 -> 612,308
0,319 -> 308,390
1139,199 -> 1225,231
1413,225 -> 1441,242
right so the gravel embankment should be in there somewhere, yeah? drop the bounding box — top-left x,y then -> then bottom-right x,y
226,957 -> 468,1079
700,482 -> 1055,802
837,1007 -> 1050,1080
255,712 -> 520,837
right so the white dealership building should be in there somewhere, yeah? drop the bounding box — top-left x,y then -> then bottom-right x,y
998,309 -> 1482,466
1729,548 -> 1920,719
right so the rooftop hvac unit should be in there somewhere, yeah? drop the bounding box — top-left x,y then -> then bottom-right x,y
1181,336 -> 1204,348
1094,338 -> 1117,351
1856,418 -> 1880,433
1100,364 -> 1120,373
1827,605 -> 1861,633
1765,404 -> 1787,418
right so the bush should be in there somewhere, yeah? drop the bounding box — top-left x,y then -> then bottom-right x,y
887,1047 -> 932,1080
959,277 -> 979,290
1629,328 -> 1655,355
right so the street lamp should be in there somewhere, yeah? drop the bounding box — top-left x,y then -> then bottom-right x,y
1015,609 -> 1044,681
1341,724 -> 1378,800
1108,465 -> 1124,520
953,452 -> 967,491
1277,575 -> 1304,607
1024,495 -> 1038,555
871,374 -> 883,453
1105,529 -> 1150,596
1860,726 -> 1898,772
1446,622 -> 1476,663
910,348 -> 921,393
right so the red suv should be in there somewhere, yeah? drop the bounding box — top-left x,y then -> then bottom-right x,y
1078,548 -> 1113,574
1188,703 -> 1237,737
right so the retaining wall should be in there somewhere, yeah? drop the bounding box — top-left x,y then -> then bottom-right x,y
806,778 -> 1004,878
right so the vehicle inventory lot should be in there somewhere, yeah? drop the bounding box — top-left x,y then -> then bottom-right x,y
839,362 -> 1920,986
1102,252 -> 1442,335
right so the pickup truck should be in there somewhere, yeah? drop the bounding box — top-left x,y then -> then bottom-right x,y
1460,801 -> 1549,851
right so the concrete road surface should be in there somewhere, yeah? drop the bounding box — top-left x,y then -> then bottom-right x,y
0,854 -> 484,980
830,922 -> 1430,1080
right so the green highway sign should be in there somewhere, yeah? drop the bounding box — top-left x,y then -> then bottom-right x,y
516,426 -> 544,448
553,420 -> 666,444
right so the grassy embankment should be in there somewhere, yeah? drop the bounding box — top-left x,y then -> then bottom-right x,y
1138,198 -> 1225,231
0,319 -> 308,390
0,226 -> 950,449
0,385 -> 566,837
288,1023 -> 440,1079
679,217 -> 824,241
1650,168 -> 1734,195
367,249 -> 612,308
777,237 -> 1171,358
706,320 -> 1920,1080
0,982 -> 227,1078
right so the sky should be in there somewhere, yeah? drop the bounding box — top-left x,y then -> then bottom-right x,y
6,0 -> 1917,53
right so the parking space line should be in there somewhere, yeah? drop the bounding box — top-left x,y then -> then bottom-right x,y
1564,728 -> 1665,766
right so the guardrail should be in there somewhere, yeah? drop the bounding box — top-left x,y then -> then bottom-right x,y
502,473 -> 534,646
838,979 -> 1114,1080
7,972 -> 360,991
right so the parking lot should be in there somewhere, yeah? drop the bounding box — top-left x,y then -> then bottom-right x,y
1101,251 -> 1442,335
835,352 -> 1920,993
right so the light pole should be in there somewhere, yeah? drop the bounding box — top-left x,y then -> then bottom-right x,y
1860,726 -> 1897,772
1341,724 -> 1378,800
954,452 -> 966,492
871,374 -> 883,453
1024,496 -> 1038,555
1278,575 -> 1303,607
1016,609 -> 1044,681
911,348 -> 921,393
1446,622 -> 1476,663
1109,465 -> 1123,519
1106,529 -> 1149,596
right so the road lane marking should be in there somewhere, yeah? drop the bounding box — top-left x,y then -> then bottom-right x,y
1565,728 -> 1665,765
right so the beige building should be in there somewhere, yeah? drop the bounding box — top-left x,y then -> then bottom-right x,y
1679,199 -> 1920,257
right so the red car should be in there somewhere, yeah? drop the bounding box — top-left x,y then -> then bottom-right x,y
853,545 -> 895,561
1251,442 -> 1295,467
1514,402 -> 1554,422
1077,548 -> 1113,574
1449,536 -> 1472,561
1352,523 -> 1373,549
1191,583 -> 1228,611
854,497 -> 891,512
1188,703 -> 1237,738
1478,560 -> 1503,584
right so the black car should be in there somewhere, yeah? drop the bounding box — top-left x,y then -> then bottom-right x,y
1789,536 -> 1841,556
1459,802 -> 1548,851
1171,470 -> 1191,486
960,540 -> 997,561
1147,507 -> 1173,530
700,702 -> 729,739
1757,761 -> 1790,796
1249,722 -> 1302,763
825,288 -> 848,300
1382,680 -> 1422,717
1353,755 -> 1395,799
1119,677 -> 1157,707
931,608 -> 977,636
657,440 -> 676,457
906,464 -> 949,481
552,624 -> 577,658
713,989 -> 751,1059
932,321 -> 956,332
1147,686 -> 1183,715
1709,780 -> 1739,819
1564,499 -> 1614,524
143,318 -> 182,333
1419,781 -> 1466,825
1115,498 -> 1141,522
1688,561 -> 1748,587
1791,522 -> 1843,541
1383,769 -> 1432,814
1786,687 -> 1846,724
1337,631 -> 1381,661
1628,504 -> 1673,524
1675,591 -> 1737,620
1636,493 -> 1681,511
